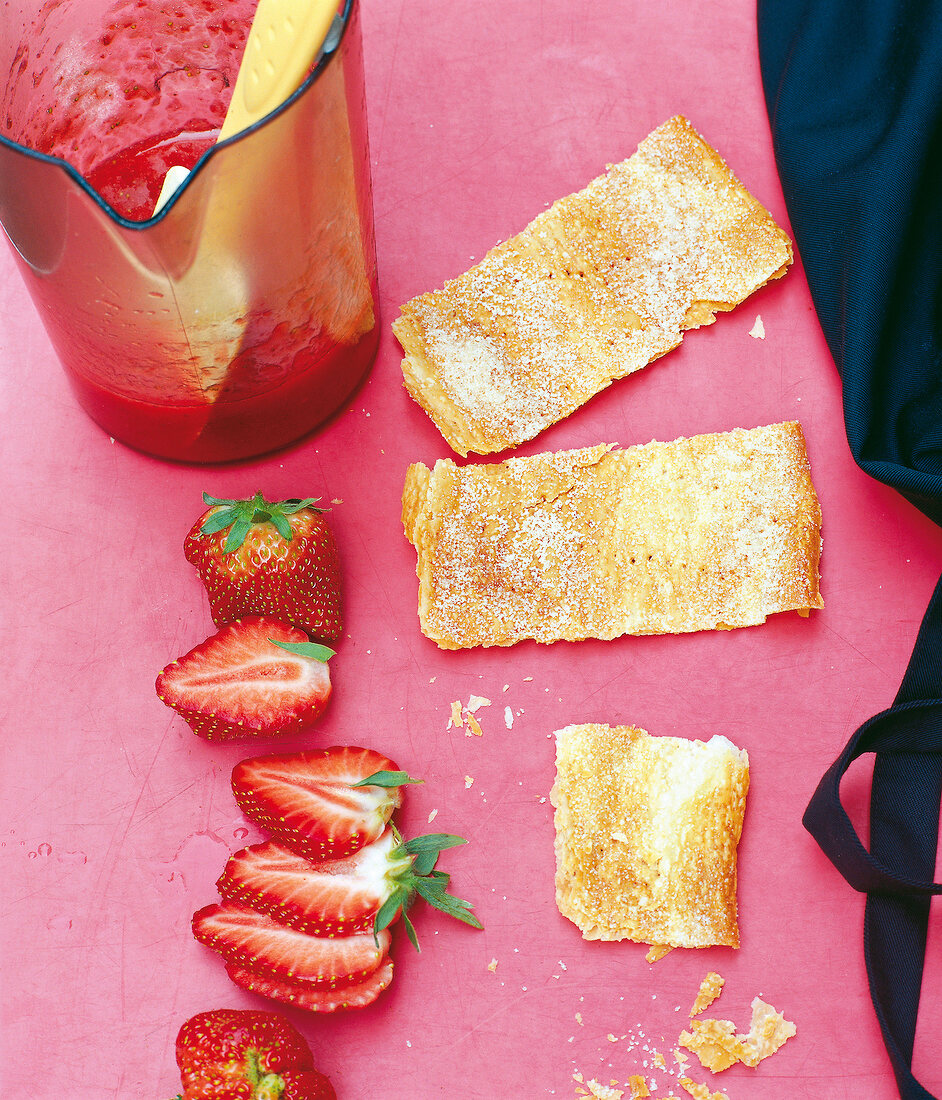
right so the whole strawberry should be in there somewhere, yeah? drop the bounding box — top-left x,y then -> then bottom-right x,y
185,493 -> 342,644
174,1008 -> 335,1099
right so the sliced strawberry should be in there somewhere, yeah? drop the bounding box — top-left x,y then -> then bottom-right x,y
184,493 -> 342,644
226,957 -> 394,1014
216,828 -> 411,935
192,902 -> 390,986
231,746 -> 404,860
156,617 -> 332,742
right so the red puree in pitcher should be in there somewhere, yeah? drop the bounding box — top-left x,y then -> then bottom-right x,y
3,0 -> 377,462
28,0 -> 246,219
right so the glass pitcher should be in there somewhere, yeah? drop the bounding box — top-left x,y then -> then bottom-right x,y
0,0 -> 378,463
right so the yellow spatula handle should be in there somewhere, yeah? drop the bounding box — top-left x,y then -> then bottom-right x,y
218,0 -> 338,142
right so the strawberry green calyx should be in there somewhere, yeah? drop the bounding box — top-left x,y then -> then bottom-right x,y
199,492 -> 324,552
378,831 -> 483,951
270,638 -> 336,663
354,769 -> 424,788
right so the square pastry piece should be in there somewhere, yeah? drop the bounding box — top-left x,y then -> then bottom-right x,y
551,724 -> 750,948
393,115 -> 792,456
401,421 -> 822,649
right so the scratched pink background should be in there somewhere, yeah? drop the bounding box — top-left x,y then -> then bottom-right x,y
4,2 -> 942,1097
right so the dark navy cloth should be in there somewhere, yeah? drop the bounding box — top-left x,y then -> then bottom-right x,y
758,3 -> 942,1096
758,1 -> 942,525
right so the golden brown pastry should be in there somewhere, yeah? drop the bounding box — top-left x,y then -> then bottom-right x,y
393,115 -> 792,456
551,724 -> 749,949
401,421 -> 822,650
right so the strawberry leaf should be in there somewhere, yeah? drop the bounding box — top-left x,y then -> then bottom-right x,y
374,888 -> 406,939
223,517 -> 253,552
279,498 -> 321,514
412,877 -> 483,929
411,849 -> 440,876
402,911 -> 420,952
401,833 -> 467,855
269,511 -> 293,540
200,506 -> 242,535
354,770 -> 423,789
270,638 -> 336,662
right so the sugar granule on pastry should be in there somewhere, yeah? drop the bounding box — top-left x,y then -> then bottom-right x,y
736,997 -> 797,1066
551,724 -> 749,948
690,973 -> 726,1016
394,115 -> 792,457
401,421 -> 822,650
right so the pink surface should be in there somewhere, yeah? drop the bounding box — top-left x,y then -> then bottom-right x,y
3,1 -> 942,1097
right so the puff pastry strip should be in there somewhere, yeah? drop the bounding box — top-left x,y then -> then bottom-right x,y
393,115 -> 792,456
551,724 -> 749,948
401,421 -> 822,650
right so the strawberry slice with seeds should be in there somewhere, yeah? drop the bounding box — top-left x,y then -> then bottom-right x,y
156,617 -> 333,742
226,957 -> 394,1014
217,827 -> 483,949
231,746 -> 407,860
184,492 -> 342,643
192,903 -> 390,986
217,829 -> 411,935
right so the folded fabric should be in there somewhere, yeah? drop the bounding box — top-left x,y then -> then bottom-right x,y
758,2 -> 942,1097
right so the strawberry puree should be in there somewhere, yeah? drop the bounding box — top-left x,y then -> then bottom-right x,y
0,0 -> 377,462
7,0 -> 250,217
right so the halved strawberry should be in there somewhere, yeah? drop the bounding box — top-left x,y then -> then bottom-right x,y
216,827 -> 483,948
192,903 -> 390,986
156,617 -> 333,742
216,829 -> 411,935
184,493 -> 342,643
226,957 -> 394,1014
174,1008 -> 335,1098
231,746 -> 405,860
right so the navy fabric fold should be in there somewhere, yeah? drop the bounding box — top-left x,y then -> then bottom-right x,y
758,2 -> 942,1096
758,1 -> 942,525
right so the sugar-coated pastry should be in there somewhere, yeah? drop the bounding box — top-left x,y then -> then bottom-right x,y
402,421 -> 822,650
394,116 -> 792,456
551,724 -> 749,949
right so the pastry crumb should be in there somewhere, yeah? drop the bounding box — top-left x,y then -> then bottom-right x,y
690,973 -> 725,1016
679,1079 -> 728,1100
646,944 -> 673,964
464,775 -> 474,788
448,701 -> 463,729
504,705 -> 514,729
467,694 -> 491,712
427,808 -> 438,823
679,1019 -> 748,1072
628,1075 -> 650,1098
748,314 -> 765,339
487,958 -> 498,972
736,997 -> 796,1066
465,712 -> 484,737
